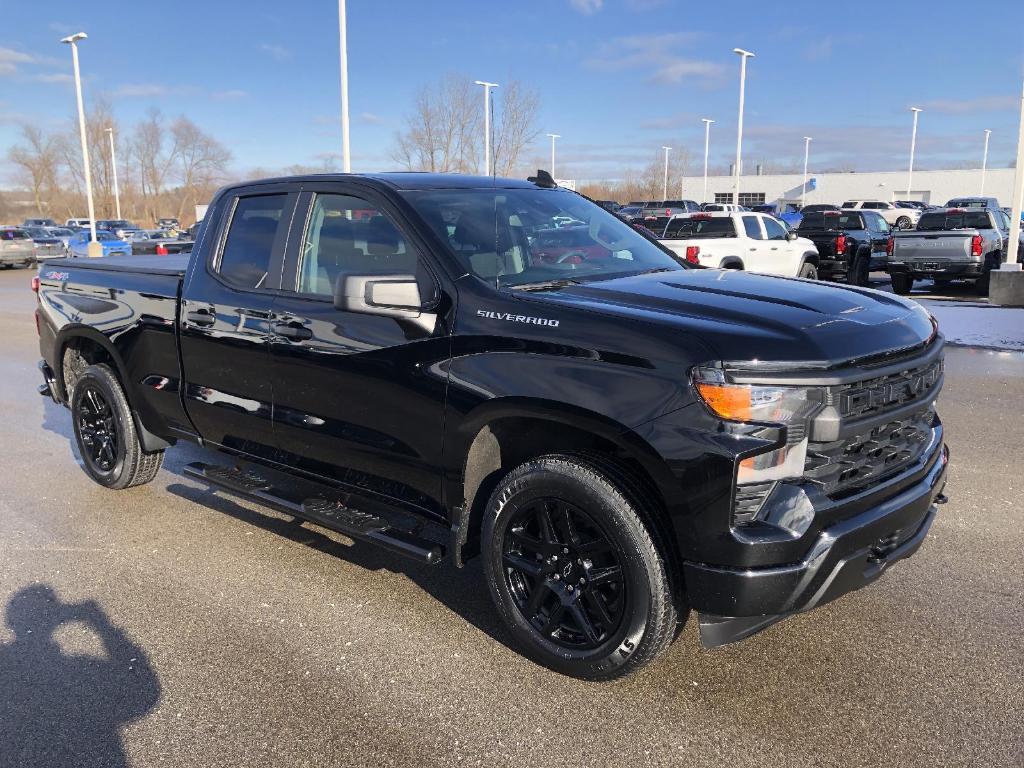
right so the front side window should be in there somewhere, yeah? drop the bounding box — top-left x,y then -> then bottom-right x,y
297,194 -> 420,298
762,217 -> 788,240
741,216 -> 763,239
401,187 -> 686,288
217,194 -> 287,289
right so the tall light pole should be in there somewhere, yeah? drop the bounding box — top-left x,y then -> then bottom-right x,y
546,133 -> 560,177
1005,80 -> 1024,269
907,106 -> 922,197
106,127 -> 121,220
661,146 -> 671,200
474,81 -> 499,176
733,48 -> 755,206
701,118 -> 714,204
801,136 -> 812,208
338,0 -> 351,172
980,128 -> 992,196
61,32 -> 98,254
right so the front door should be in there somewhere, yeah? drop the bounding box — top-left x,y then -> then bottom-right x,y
760,215 -> 793,275
178,184 -> 298,459
268,185 -> 452,516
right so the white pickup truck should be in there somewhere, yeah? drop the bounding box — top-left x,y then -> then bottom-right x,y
841,200 -> 920,230
657,212 -> 820,278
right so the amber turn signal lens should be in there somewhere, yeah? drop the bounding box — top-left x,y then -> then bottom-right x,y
694,381 -> 752,421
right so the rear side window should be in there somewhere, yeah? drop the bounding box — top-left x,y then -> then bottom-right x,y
841,201 -> 857,208
664,217 -> 736,238
799,212 -> 864,231
218,194 -> 288,289
742,216 -> 762,238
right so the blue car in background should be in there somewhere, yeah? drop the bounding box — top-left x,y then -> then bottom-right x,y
67,230 -> 132,258
751,203 -> 803,230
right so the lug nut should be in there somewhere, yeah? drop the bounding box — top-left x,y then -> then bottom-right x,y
579,578 -> 585,585
567,585 -> 574,592
553,573 -> 560,581
562,547 -> 569,554
551,554 -> 558,561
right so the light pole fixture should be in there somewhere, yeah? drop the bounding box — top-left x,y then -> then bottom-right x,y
474,81 -> 499,176
801,136 -> 812,208
546,133 -> 560,178
61,31 -> 99,254
338,0 -> 351,172
661,146 -> 671,200
701,118 -> 714,204
980,129 -> 992,196
106,127 -> 121,220
907,106 -> 922,197
733,48 -> 755,206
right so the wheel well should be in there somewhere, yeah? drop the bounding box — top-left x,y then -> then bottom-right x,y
718,257 -> 743,269
802,251 -> 819,265
59,336 -> 116,400
460,417 -> 673,563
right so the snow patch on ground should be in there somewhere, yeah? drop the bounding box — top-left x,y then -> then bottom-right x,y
920,300 -> 1024,351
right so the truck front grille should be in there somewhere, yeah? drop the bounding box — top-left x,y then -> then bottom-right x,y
804,408 -> 936,499
831,358 -> 943,420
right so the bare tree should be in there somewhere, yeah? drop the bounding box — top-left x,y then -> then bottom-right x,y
492,81 -> 541,177
169,117 -> 232,222
392,74 -> 480,173
6,125 -> 60,215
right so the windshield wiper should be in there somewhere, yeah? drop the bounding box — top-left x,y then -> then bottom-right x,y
510,278 -> 581,291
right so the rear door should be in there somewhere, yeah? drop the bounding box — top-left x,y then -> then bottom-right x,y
267,182 -> 452,516
178,183 -> 299,459
862,212 -> 891,268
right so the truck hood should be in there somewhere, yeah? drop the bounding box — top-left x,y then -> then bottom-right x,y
528,269 -> 935,365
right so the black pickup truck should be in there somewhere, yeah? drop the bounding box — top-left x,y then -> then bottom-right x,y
796,209 -> 893,285
34,172 -> 948,680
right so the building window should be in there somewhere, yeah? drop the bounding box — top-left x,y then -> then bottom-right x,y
713,192 -> 766,206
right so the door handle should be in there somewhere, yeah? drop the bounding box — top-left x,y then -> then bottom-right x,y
274,322 -> 312,341
185,309 -> 215,326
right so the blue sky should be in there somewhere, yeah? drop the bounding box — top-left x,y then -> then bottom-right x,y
2,0 -> 1023,183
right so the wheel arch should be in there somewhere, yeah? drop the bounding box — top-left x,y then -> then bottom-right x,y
451,399 -> 682,570
718,257 -> 744,270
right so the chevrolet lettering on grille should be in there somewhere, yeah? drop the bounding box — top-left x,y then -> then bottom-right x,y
840,360 -> 942,418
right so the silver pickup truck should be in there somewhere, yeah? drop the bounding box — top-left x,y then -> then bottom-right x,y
888,207 -> 1013,295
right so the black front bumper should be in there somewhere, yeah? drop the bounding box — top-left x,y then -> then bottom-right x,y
686,439 -> 948,647
888,261 -> 984,280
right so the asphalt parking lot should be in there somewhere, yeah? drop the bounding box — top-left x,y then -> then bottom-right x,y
1,265 -> 1022,767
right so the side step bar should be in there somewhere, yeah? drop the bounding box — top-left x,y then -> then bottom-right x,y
183,462 -> 444,565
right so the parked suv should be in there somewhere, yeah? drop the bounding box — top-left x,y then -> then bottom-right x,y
841,200 -> 919,230
35,172 -> 949,680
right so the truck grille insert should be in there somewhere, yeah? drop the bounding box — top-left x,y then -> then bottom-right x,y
805,408 -> 936,499
830,358 -> 942,420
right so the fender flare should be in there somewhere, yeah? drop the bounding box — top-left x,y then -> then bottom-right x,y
717,257 -> 744,270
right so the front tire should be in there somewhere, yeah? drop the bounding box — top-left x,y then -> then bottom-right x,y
482,455 -> 678,680
890,273 -> 914,295
71,364 -> 164,489
895,216 -> 912,230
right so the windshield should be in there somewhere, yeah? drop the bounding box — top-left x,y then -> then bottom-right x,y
95,232 -> 118,242
917,211 -> 991,231
400,187 -> 686,288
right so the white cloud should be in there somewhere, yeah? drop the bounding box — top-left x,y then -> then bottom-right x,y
916,95 -> 1018,114
0,47 -> 34,76
357,112 -> 386,125
32,72 -> 73,84
114,83 -> 170,98
259,43 -> 291,62
584,33 -> 721,85
210,89 -> 248,101
569,0 -> 603,14
640,112 -> 697,131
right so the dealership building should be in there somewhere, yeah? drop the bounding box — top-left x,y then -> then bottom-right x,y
680,167 -> 1018,208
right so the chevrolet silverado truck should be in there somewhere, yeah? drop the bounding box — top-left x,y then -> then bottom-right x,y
658,211 -> 820,278
34,172 -> 949,680
796,209 -> 893,285
888,207 -> 1011,295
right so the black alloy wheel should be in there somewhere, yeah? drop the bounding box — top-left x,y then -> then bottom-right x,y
502,498 -> 625,650
77,385 -> 121,474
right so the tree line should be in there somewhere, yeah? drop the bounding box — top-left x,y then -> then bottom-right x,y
4,98 -> 231,227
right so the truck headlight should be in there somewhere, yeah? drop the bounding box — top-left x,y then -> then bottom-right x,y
693,365 -> 825,517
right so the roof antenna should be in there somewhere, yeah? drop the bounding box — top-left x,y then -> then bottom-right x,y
528,169 -> 557,189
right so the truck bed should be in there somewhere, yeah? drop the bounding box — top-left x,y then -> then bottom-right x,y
41,254 -> 190,276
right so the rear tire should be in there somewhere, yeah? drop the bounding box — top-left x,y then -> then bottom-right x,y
848,252 -> 870,287
482,455 -> 678,680
71,364 -> 164,489
798,262 -> 818,280
890,273 -> 914,295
